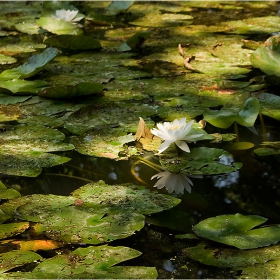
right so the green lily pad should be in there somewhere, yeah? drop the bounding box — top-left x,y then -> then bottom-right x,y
184,242 -> 280,268
0,250 -> 42,273
0,47 -> 60,81
192,213 -> 280,249
6,246 -> 157,279
160,147 -> 242,175
0,54 -> 16,64
70,126 -> 136,159
37,17 -> 83,36
254,142 -> 280,157
106,1 -> 134,15
65,103 -> 154,135
251,35 -> 280,77
14,180 -> 180,244
257,92 -> 280,121
0,79 -> 48,94
0,181 -> 21,200
204,97 -> 259,129
0,125 -> 74,177
44,35 -> 102,50
118,30 -> 152,52
0,222 -> 29,239
37,82 -> 103,99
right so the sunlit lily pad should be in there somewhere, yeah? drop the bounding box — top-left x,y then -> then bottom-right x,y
0,222 -> 29,239
0,181 -> 21,200
0,125 -> 74,177
204,97 -> 259,129
70,126 -> 136,159
6,246 -> 157,279
14,180 -> 180,244
254,142 -> 280,157
106,1 -> 134,15
37,17 -> 83,36
251,35 -> 280,77
0,47 -> 60,81
160,147 -> 242,175
192,213 -> 280,249
0,250 -> 42,273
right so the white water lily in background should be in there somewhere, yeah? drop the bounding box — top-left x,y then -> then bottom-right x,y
151,118 -> 203,154
53,9 -> 84,23
151,170 -> 202,194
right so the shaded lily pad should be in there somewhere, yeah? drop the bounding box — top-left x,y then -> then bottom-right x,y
0,250 -> 42,273
192,213 -> 280,249
6,246 -> 157,279
160,147 -> 242,175
37,82 -> 103,99
44,35 -> 101,50
118,30 -> 152,52
0,79 -> 48,94
0,47 -> 60,81
254,142 -> 280,157
14,181 -> 180,244
184,242 -> 280,268
0,125 -> 74,177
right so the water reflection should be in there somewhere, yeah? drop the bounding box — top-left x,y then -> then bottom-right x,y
151,170 -> 202,194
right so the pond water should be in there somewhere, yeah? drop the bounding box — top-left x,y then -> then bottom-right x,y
2,116 -> 280,279
1,1 -> 280,279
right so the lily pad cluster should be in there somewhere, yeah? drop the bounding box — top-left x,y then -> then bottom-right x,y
182,213 -> 280,278
0,180 -> 179,278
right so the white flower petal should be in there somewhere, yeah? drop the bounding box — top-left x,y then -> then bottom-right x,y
158,140 -> 173,153
175,140 -> 190,153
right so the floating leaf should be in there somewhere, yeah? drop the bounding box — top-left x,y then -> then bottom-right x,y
37,82 -> 103,99
0,79 -> 48,94
0,125 -> 74,177
184,242 -> 280,268
118,30 -> 152,52
204,97 -> 259,129
254,142 -> 280,157
44,35 -> 101,50
106,1 -> 134,15
36,17 -> 83,35
192,213 -> 280,249
11,240 -> 64,252
251,34 -> 280,77
0,250 -> 42,273
160,147 -> 242,175
0,222 -> 29,239
0,181 -> 21,200
7,246 -> 157,279
0,48 -> 60,81
257,92 -> 280,121
14,181 -> 180,244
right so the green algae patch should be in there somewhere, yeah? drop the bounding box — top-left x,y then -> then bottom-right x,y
6,246 -> 157,279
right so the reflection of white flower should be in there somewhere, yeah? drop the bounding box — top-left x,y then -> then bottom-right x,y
151,118 -> 203,154
151,170 -> 201,194
53,9 -> 83,23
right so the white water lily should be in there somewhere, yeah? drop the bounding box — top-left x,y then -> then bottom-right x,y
151,118 -> 203,154
151,170 -> 202,194
53,9 -> 84,23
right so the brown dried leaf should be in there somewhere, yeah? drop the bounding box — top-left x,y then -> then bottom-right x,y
135,117 -> 153,141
